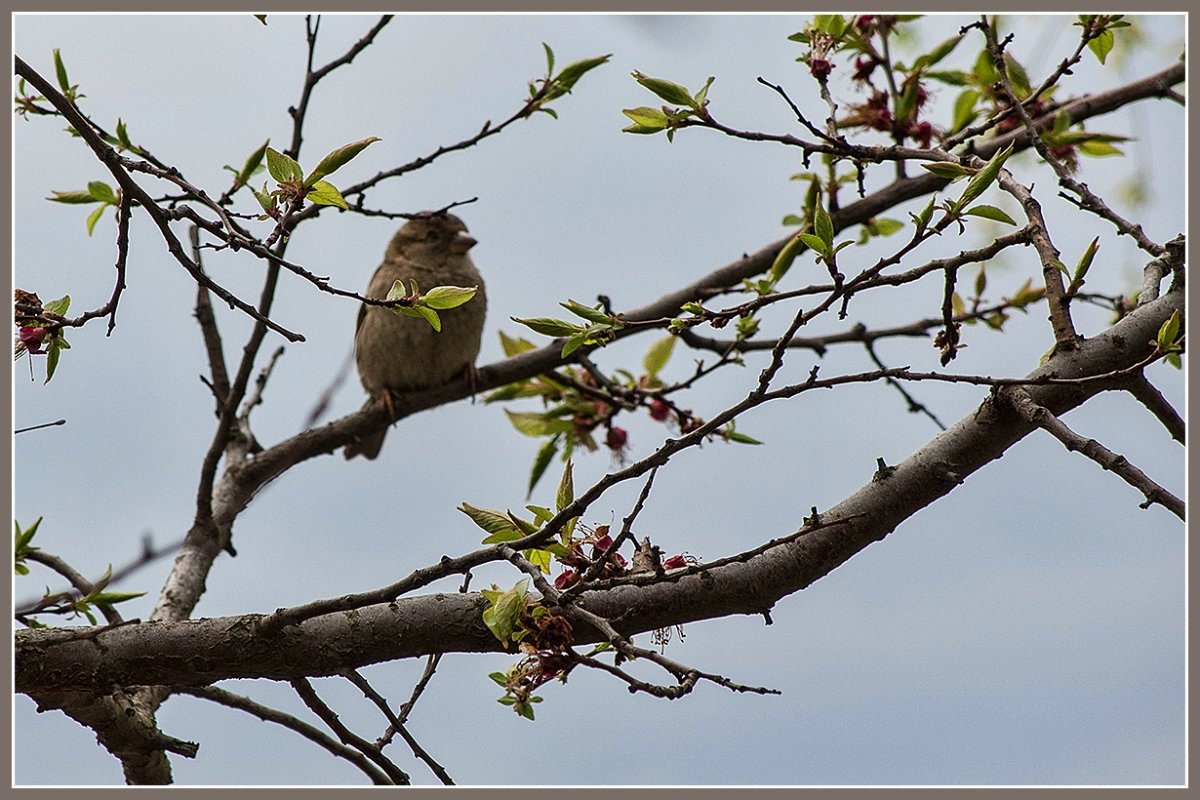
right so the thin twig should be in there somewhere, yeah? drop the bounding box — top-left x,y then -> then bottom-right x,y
290,677 -> 410,785
176,685 -> 392,785
1004,387 -> 1183,518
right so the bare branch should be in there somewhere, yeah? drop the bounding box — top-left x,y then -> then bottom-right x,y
176,685 -> 392,785
1123,373 -> 1185,444
1003,387 -> 1184,518
290,677 -> 410,785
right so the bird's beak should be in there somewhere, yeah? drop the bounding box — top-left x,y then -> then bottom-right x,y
450,232 -> 477,254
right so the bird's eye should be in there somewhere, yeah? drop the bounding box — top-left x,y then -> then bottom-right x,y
425,230 -> 441,242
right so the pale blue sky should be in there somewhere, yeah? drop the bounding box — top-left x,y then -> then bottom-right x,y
12,13 -> 1186,786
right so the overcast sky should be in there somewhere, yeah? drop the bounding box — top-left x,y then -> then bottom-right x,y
12,13 -> 1186,786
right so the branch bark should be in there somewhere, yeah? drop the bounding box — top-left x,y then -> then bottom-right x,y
17,285 -> 1182,696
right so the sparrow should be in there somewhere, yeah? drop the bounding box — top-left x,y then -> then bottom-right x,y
344,213 -> 486,459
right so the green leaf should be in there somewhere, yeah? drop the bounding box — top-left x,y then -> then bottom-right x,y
511,316 -> 585,338
304,136 -> 382,187
911,196 -> 936,233
555,459 -> 574,513
45,337 -> 64,383
921,161 -> 975,181
86,181 -> 116,204
265,147 -> 303,183
499,330 -> 538,357
115,118 -> 133,150
725,430 -> 763,445
950,88 -> 980,133
505,410 -> 575,438
85,204 -> 107,236
14,516 -> 43,554
813,14 -> 847,37
48,190 -> 100,205
964,205 -> 1016,225
53,49 -> 71,94
813,202 -> 834,246
1072,237 -> 1099,286
621,106 -> 669,133
459,503 -> 521,536
769,231 -> 810,283
305,179 -> 348,209
1077,139 -> 1124,158
527,437 -> 559,498
385,279 -> 410,303
542,42 -> 555,74
44,295 -> 71,316
1003,53 -> 1032,99
396,304 -> 441,331
552,54 -> 611,94
972,48 -> 998,86
237,139 -> 270,186
481,579 -> 529,647
642,335 -> 676,378
1088,29 -> 1115,64
1157,309 -> 1181,349
90,590 -> 145,605
252,184 -> 275,214
423,285 -> 478,310
524,547 -> 553,574
560,333 -> 588,358
912,34 -> 964,70
867,218 -> 904,237
954,143 -> 1013,213
796,232 -> 829,258
561,299 -> 613,325
631,71 -> 694,107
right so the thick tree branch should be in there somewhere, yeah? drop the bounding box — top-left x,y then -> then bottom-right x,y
16,285 -> 1182,695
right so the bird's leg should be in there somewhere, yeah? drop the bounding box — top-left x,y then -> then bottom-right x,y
463,364 -> 481,403
379,388 -> 399,421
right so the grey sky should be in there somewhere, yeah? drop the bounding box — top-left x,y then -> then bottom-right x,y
12,13 -> 1185,786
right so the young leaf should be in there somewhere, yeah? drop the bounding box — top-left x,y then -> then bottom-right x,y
48,190 -> 101,205
87,181 -> 117,204
561,299 -> 613,325
481,579 -> 529,647
813,202 -> 834,246
459,503 -> 521,536
796,232 -> 830,258
552,54 -> 611,94
964,205 -> 1016,225
527,437 -> 560,498
53,49 -> 71,95
397,304 -> 441,331
265,147 -> 303,183
542,42 -> 555,75
423,286 -> 478,310
511,317 -> 585,338
304,136 -> 382,187
949,88 -> 980,133
499,329 -> 538,357
921,161 -> 975,181
621,106 -> 669,133
912,34 -> 964,70
237,139 -> 270,186
954,143 -> 1013,213
631,71 -> 694,107
1088,29 -> 1115,64
85,204 -> 107,236
642,335 -> 676,378
556,459 -> 574,512
1157,309 -> 1181,350
1072,237 -> 1099,287
305,180 -> 348,209
44,295 -> 71,316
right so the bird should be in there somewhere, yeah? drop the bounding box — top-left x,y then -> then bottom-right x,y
343,212 -> 486,460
